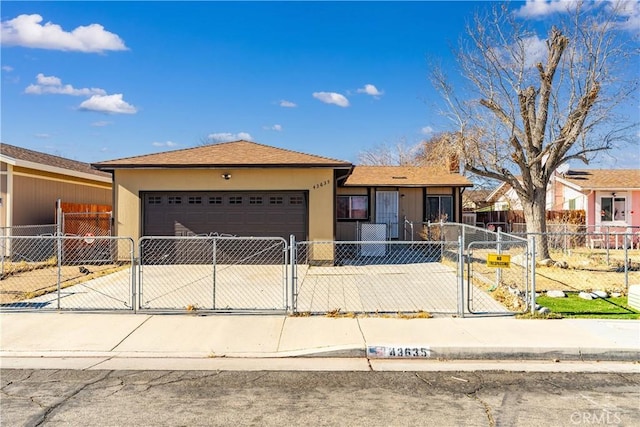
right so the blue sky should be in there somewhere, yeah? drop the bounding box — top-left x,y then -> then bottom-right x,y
1,1 -> 639,168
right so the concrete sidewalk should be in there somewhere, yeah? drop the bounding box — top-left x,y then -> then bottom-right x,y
0,313 -> 638,371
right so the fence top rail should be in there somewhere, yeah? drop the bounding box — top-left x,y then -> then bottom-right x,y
298,239 -> 460,246
467,240 -> 529,248
512,231 -> 638,237
0,235 -> 133,242
139,235 -> 287,243
426,222 -> 529,243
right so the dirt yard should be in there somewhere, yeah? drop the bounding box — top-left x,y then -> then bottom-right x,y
0,264 -> 126,304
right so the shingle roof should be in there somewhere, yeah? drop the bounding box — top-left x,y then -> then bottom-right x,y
561,169 -> 640,190
0,143 -> 110,179
92,140 -> 352,169
344,166 -> 472,187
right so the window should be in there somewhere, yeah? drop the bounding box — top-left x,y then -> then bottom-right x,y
249,196 -> 263,205
600,196 -> 626,222
426,196 -> 453,222
148,196 -> 162,204
290,196 -> 304,205
269,196 -> 284,205
188,196 -> 202,204
209,196 -> 222,204
167,196 -> 182,204
229,196 -> 243,205
337,195 -> 368,220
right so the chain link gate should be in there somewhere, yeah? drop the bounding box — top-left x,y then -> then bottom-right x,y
466,236 -> 532,315
138,236 -> 289,312
294,240 -> 463,314
0,235 -> 135,311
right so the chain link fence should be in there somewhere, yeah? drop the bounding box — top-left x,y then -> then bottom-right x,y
422,222 -> 532,315
1,228 -> 539,315
510,231 -> 638,295
294,240 -> 465,314
1,235 -> 134,311
138,236 -> 289,312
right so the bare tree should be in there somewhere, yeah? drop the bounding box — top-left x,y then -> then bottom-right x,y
358,138 -> 425,166
432,1 -> 638,259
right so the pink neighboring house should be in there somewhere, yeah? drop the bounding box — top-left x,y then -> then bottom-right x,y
553,169 -> 640,244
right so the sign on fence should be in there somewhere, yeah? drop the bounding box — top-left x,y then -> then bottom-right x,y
486,253 -> 511,268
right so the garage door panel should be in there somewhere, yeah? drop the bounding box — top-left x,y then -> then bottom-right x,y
144,191 -> 307,240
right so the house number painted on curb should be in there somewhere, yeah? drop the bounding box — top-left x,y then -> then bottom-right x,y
367,346 -> 431,358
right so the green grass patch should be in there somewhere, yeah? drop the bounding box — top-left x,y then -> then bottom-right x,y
536,294 -> 640,319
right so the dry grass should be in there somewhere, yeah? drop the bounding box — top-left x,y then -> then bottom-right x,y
0,263 -> 129,304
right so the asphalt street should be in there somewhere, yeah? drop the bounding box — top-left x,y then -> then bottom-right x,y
2,370 -> 638,426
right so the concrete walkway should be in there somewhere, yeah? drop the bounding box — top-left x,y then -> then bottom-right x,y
1,313 -> 638,371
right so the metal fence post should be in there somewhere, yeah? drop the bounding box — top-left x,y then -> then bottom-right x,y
212,237 -> 217,310
624,237 -> 629,292
496,227 -> 502,287
289,235 -> 296,314
56,201 -> 62,309
530,236 -> 536,315
131,238 -> 137,313
458,235 -> 465,318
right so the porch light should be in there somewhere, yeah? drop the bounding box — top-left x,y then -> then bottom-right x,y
221,173 -> 232,180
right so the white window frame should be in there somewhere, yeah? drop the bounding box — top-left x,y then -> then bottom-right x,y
598,193 -> 628,225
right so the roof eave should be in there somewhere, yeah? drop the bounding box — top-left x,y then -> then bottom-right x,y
92,163 -> 354,171
3,154 -> 112,183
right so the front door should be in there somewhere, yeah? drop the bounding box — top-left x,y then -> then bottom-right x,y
376,190 -> 399,238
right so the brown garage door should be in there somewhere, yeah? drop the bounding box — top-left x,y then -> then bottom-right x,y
143,191 -> 307,240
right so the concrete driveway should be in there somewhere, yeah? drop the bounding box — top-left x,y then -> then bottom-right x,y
3,262 -> 508,314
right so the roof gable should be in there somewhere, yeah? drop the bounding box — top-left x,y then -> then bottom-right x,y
0,142 -> 110,180
343,166 -> 472,187
93,140 -> 352,169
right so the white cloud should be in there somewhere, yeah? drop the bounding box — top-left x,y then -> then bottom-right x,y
312,91 -> 350,107
356,84 -> 383,96
491,35 -> 547,69
263,124 -> 283,131
25,73 -> 107,96
207,132 -> 253,142
516,0 -> 575,18
522,35 -> 548,67
91,120 -> 112,127
421,126 -> 434,135
608,0 -> 640,32
1,14 -> 128,53
279,100 -> 297,108
152,141 -> 178,148
79,94 -> 137,114
34,133 -> 51,139
2,65 -> 13,72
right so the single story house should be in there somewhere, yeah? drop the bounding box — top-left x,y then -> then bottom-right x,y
93,140 -> 472,246
1,143 -> 112,230
552,169 -> 640,231
336,165 -> 471,240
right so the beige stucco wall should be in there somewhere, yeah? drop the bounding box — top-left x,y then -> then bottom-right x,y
3,165 -> 111,227
113,167 -> 336,243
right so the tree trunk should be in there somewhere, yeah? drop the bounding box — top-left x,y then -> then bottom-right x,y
522,189 -> 551,260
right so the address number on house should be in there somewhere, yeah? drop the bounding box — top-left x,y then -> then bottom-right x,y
367,346 -> 431,358
486,254 -> 511,268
